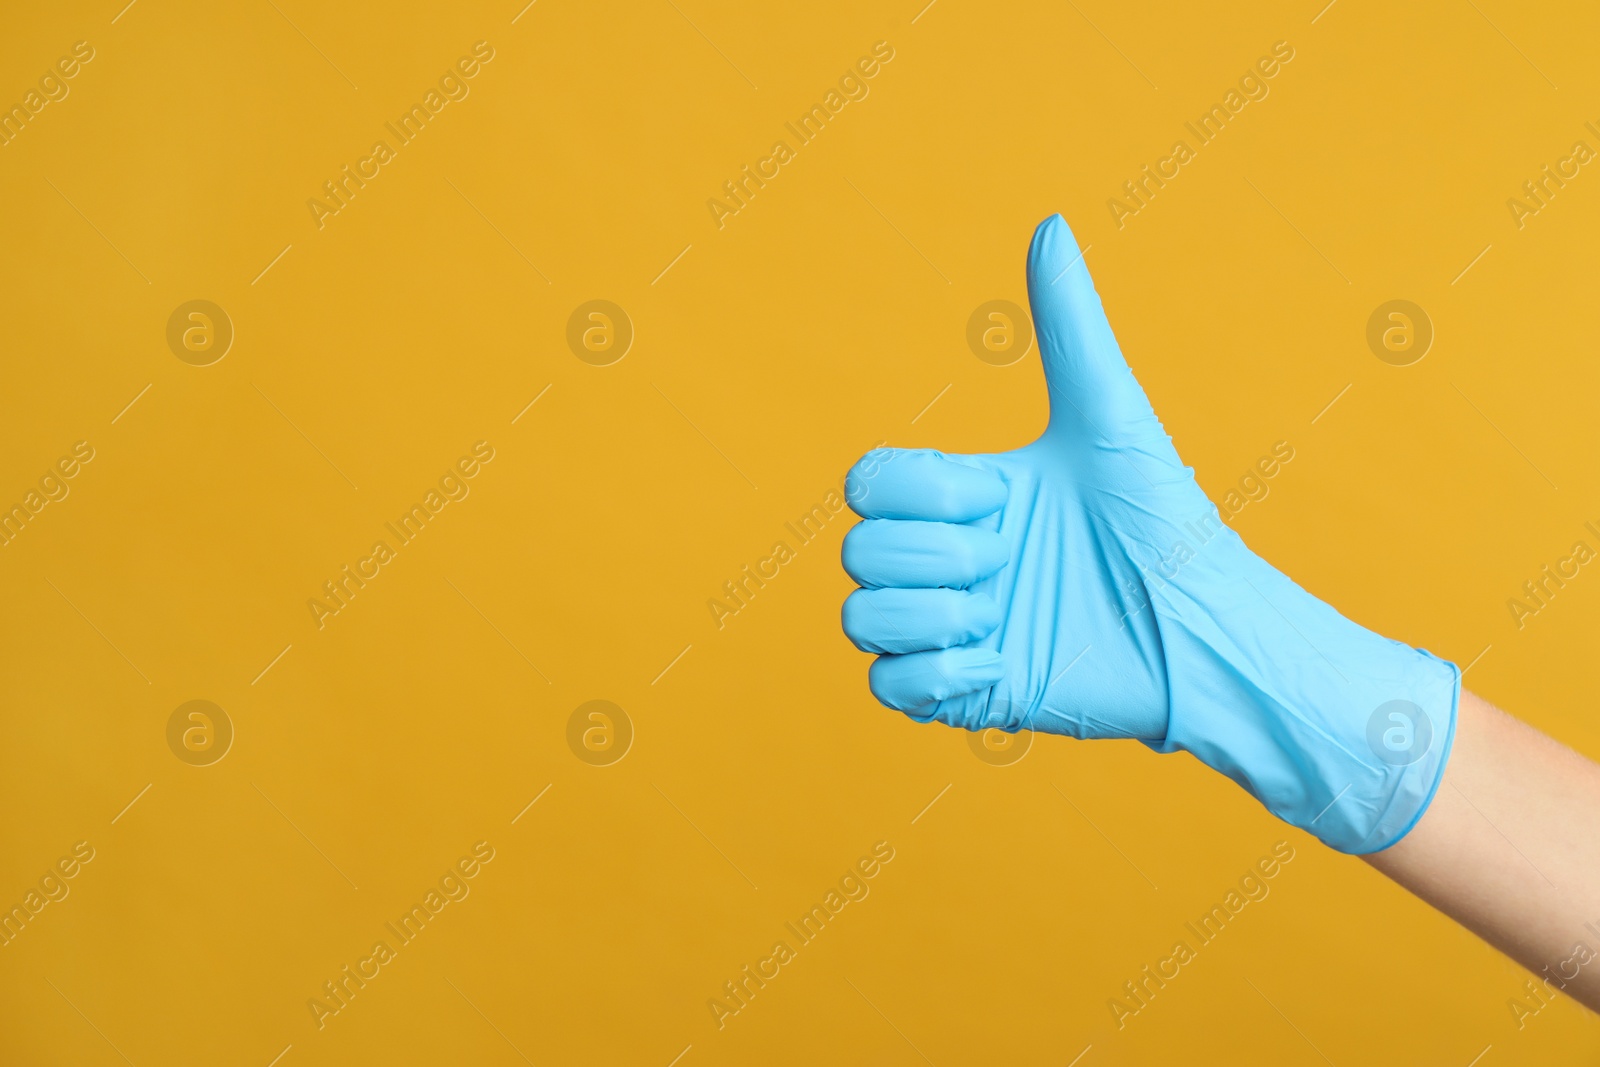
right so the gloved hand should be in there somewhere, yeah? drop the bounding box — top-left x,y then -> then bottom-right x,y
839,214 -> 1460,855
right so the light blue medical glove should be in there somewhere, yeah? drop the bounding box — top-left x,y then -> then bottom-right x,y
839,214 -> 1459,855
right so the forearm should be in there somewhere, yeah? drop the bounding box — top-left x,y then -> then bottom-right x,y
1364,690 -> 1600,1011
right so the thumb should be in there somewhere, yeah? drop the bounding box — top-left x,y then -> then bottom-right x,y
1025,214 -> 1161,449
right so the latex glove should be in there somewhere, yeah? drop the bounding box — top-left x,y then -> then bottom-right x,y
839,215 -> 1459,855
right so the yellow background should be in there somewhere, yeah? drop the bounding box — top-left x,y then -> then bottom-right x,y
3,0 -> 1598,1062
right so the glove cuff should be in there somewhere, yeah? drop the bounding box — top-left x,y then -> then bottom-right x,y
1358,649 -> 1460,854
1139,530 -> 1462,854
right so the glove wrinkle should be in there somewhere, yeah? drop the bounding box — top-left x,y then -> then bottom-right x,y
841,214 -> 1460,854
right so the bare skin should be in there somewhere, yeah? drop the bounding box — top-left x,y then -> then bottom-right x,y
1365,689 -> 1600,1012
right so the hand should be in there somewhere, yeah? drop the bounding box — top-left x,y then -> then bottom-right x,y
839,215 -> 1459,854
